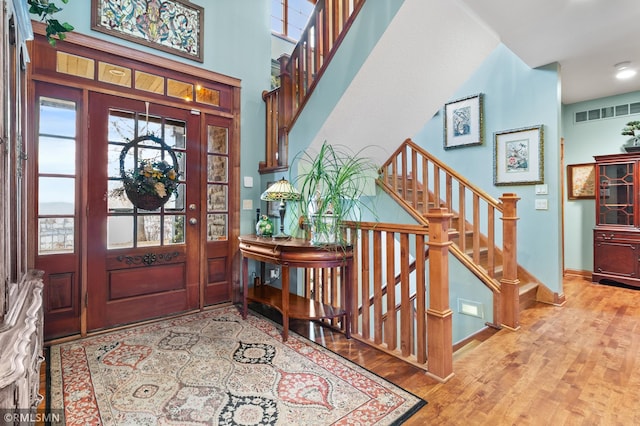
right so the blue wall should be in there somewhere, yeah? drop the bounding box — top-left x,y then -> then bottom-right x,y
413,44 -> 564,296
562,91 -> 640,272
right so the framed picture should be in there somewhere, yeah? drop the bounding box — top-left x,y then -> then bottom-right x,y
494,125 -> 544,186
567,163 -> 596,200
444,94 -> 483,149
91,0 -> 204,62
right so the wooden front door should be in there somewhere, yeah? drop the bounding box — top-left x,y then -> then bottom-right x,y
30,34 -> 240,340
85,93 -> 201,331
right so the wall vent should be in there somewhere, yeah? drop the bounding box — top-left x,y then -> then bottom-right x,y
575,101 -> 640,123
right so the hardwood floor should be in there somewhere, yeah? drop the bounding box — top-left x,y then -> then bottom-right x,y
285,275 -> 640,425
40,275 -> 640,425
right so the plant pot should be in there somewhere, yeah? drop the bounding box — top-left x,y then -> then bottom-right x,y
310,214 -> 338,245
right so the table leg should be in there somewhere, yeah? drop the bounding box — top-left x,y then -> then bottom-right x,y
242,256 -> 248,319
344,261 -> 352,339
282,264 -> 289,342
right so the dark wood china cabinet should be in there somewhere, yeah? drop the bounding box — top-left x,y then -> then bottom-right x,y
593,153 -> 640,287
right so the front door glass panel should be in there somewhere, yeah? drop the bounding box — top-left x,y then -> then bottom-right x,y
107,109 -> 187,249
37,97 -> 77,255
206,125 -> 229,241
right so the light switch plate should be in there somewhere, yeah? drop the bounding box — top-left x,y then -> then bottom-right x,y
243,176 -> 254,188
535,184 -> 548,195
535,199 -> 548,210
242,199 -> 253,210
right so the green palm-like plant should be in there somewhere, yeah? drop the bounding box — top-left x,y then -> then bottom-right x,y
292,141 -> 378,246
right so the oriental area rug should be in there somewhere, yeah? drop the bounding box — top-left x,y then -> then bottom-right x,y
48,306 -> 425,425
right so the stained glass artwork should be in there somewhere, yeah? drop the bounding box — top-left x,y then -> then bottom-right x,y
92,0 -> 203,62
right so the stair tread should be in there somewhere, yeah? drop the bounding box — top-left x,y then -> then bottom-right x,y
519,281 -> 539,294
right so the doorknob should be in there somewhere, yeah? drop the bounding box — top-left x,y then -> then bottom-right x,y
189,218 -> 198,225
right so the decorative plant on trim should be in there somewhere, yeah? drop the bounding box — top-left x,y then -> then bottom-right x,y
292,141 -> 379,246
622,120 -> 640,144
27,0 -> 74,45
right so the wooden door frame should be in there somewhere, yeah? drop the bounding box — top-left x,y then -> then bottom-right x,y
27,25 -> 241,338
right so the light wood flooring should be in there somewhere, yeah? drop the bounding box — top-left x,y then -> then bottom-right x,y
41,275 -> 640,425
286,275 -> 640,425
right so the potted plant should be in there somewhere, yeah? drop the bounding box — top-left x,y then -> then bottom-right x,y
292,141 -> 378,246
622,120 -> 640,151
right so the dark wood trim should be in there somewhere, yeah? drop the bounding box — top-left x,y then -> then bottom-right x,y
563,268 -> 591,279
31,22 -> 238,88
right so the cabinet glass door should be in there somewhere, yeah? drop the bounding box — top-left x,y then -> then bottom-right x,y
598,163 -> 634,225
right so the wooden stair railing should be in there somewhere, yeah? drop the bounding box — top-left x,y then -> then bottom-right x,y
260,0 -> 366,173
359,245 -> 429,317
300,217 -> 455,381
378,138 -> 522,330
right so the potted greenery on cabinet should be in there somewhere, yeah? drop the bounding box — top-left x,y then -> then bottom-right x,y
292,141 -> 378,246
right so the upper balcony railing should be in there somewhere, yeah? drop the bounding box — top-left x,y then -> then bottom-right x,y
260,0 -> 366,173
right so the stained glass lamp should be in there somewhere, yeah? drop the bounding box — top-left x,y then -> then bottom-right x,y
260,177 -> 301,239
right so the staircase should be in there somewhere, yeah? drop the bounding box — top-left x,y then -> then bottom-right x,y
258,0 -> 534,380
378,139 -> 542,321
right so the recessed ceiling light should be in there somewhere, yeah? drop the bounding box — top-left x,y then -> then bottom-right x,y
615,61 -> 637,80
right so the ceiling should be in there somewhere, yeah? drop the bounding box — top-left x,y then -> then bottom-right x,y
459,0 -> 640,104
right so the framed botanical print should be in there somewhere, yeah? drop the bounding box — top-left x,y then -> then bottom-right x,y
91,0 -> 204,62
444,94 -> 483,149
567,163 -> 596,199
494,125 -> 544,186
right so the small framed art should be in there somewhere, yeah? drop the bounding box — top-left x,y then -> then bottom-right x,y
494,125 -> 544,186
444,94 -> 483,149
567,163 -> 596,200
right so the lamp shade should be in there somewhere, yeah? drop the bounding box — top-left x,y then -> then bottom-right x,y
260,177 -> 301,201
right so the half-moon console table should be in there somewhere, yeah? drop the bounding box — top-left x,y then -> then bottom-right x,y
239,235 -> 352,342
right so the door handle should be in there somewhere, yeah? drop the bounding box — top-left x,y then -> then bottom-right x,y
189,218 -> 198,225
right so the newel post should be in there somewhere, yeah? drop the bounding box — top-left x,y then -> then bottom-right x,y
425,207 -> 454,382
499,193 -> 520,330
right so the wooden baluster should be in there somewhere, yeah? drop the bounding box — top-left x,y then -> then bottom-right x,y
277,54 -> 292,168
500,193 -> 520,330
385,231 -> 396,350
400,233 -> 411,357
415,234 -> 427,364
426,207 -> 454,382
